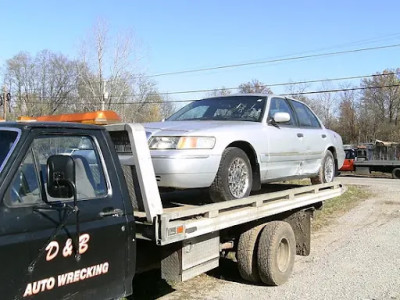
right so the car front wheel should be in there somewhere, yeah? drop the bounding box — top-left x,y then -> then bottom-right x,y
209,147 -> 252,202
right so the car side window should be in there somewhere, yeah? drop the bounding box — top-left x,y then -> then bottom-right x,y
5,135 -> 108,207
290,100 -> 321,128
268,98 -> 296,126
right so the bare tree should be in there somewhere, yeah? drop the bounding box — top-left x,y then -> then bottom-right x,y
238,79 -> 272,94
77,19 -> 170,122
208,86 -> 232,97
309,82 -> 338,129
358,69 -> 400,141
336,84 -> 359,144
284,82 -> 311,104
4,51 -> 79,117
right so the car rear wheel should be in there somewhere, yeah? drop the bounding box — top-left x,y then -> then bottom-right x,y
311,150 -> 335,184
209,147 -> 252,202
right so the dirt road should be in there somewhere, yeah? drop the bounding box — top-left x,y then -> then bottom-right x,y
160,176 -> 400,300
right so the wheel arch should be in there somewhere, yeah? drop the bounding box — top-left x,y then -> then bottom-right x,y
226,141 -> 261,191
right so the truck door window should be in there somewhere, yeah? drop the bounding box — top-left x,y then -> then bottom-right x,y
5,135 -> 108,206
32,135 -> 108,201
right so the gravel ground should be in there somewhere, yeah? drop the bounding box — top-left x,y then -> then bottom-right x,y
160,177 -> 400,300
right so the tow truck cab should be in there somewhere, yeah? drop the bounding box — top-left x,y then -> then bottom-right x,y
0,122 -> 135,299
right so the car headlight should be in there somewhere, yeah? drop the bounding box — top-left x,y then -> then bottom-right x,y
149,136 -> 216,150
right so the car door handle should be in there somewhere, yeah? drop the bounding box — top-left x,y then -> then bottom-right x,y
99,208 -> 124,218
322,134 -> 327,138
297,133 -> 304,138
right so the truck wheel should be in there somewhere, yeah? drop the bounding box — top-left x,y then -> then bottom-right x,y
257,221 -> 296,286
209,147 -> 252,202
311,150 -> 335,184
392,168 -> 400,179
237,224 -> 265,283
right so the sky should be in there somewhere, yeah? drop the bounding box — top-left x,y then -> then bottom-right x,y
1,0 -> 400,102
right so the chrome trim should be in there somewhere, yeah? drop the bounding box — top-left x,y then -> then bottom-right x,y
0,127 -> 22,173
92,136 -> 113,198
268,151 -> 323,157
151,155 -> 210,159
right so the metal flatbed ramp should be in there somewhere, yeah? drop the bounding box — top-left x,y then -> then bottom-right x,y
155,182 -> 343,245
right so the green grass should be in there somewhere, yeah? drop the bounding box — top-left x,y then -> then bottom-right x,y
312,185 -> 370,230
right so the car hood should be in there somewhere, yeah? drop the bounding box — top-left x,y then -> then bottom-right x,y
143,121 -> 260,136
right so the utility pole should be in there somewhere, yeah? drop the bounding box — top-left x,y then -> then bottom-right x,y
2,86 -> 7,121
101,80 -> 106,111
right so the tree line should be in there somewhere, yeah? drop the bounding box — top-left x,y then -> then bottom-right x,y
1,21 -> 175,123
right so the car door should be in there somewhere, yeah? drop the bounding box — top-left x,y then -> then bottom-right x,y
289,99 -> 327,175
0,128 -> 132,300
262,97 -> 305,180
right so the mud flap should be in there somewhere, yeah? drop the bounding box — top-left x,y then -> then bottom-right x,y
284,210 -> 312,256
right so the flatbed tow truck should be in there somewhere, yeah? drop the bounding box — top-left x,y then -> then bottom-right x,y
340,141 -> 400,179
0,111 -> 344,299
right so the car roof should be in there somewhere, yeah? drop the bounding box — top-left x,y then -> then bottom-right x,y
201,93 -> 302,102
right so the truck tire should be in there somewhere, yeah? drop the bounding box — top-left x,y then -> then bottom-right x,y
209,147 -> 252,202
257,221 -> 296,286
237,224 -> 265,283
392,168 -> 400,179
311,150 -> 335,184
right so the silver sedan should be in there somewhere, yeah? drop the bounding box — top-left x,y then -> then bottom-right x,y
144,94 -> 345,202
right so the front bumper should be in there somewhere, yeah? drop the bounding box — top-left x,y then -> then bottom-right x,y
150,152 -> 221,189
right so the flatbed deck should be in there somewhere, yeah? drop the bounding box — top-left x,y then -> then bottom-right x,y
134,182 -> 344,245
355,160 -> 400,167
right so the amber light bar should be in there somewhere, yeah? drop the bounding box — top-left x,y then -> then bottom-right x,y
18,111 -> 121,125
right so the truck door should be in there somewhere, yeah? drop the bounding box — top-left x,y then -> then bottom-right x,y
0,128 -> 134,299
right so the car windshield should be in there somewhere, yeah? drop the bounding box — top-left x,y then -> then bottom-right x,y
167,96 -> 267,122
0,129 -> 20,172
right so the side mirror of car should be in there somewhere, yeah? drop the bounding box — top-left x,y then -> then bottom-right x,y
273,112 -> 291,123
47,155 -> 75,199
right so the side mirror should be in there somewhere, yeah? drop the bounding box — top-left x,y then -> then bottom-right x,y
47,155 -> 75,199
273,112 -> 291,123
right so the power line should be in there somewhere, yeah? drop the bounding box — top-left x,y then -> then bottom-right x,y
281,83 -> 400,96
157,71 -> 398,96
16,83 -> 400,105
147,43 -> 400,78
4,35 -> 400,84
12,70 -> 397,98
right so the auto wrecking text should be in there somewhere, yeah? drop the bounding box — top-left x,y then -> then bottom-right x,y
23,262 -> 109,297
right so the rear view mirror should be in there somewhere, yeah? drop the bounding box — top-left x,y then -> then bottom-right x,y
47,155 -> 75,198
273,112 -> 291,123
